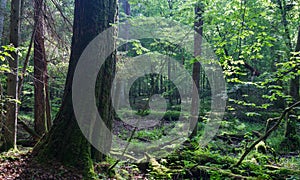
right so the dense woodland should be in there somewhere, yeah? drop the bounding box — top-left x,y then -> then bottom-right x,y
0,0 -> 299,179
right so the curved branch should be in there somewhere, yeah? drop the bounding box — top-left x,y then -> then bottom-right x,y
233,101 -> 300,167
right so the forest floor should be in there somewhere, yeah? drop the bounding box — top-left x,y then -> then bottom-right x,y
0,147 -> 84,179
1,110 -> 300,179
0,137 -> 299,179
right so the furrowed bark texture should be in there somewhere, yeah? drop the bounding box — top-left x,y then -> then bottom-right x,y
34,0 -> 117,176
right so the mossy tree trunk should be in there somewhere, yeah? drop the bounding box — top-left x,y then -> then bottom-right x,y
33,0 -> 117,177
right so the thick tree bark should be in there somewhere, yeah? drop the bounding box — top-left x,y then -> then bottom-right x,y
190,1 -> 203,138
34,0 -> 51,136
0,0 -> 7,43
33,0 -> 117,176
4,0 -> 20,151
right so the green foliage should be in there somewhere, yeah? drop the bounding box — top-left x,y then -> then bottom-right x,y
1,0 -> 299,178
0,45 -> 16,73
135,128 -> 163,141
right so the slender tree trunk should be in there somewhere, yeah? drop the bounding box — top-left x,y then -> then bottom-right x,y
277,0 -> 299,102
119,81 -> 126,107
114,79 -> 121,110
0,0 -> 7,43
190,1 -> 203,138
34,0 -> 50,136
277,0 -> 292,51
168,57 -> 172,105
289,26 -> 300,101
275,0 -> 300,147
273,0 -> 290,109
115,0 -> 130,109
0,83 -> 3,138
45,75 -> 52,129
121,0 -> 130,17
119,0 -> 130,106
4,0 -> 20,150
284,26 -> 300,141
34,0 -> 117,176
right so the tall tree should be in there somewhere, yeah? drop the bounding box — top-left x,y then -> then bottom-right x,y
34,0 -> 51,136
277,0 -> 299,101
284,26 -> 300,143
190,1 -> 203,138
114,0 -> 130,110
34,0 -> 117,176
4,0 -> 20,150
289,26 -> 300,101
0,0 -> 7,43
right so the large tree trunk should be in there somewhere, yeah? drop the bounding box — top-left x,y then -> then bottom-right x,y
4,0 -> 20,151
190,1 -> 203,138
33,0 -> 117,177
34,0 -> 51,136
0,0 -> 7,43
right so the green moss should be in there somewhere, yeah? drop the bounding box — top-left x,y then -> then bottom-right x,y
33,114 -> 96,178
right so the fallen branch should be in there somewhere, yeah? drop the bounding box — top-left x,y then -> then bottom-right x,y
109,150 -> 138,161
215,133 -> 245,143
233,101 -> 300,167
17,118 -> 41,141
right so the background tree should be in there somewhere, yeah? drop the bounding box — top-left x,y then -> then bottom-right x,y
0,0 -> 7,43
289,30 -> 300,101
34,0 -> 51,136
190,1 -> 203,138
4,0 -> 21,150
114,0 -> 131,110
283,25 -> 300,148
